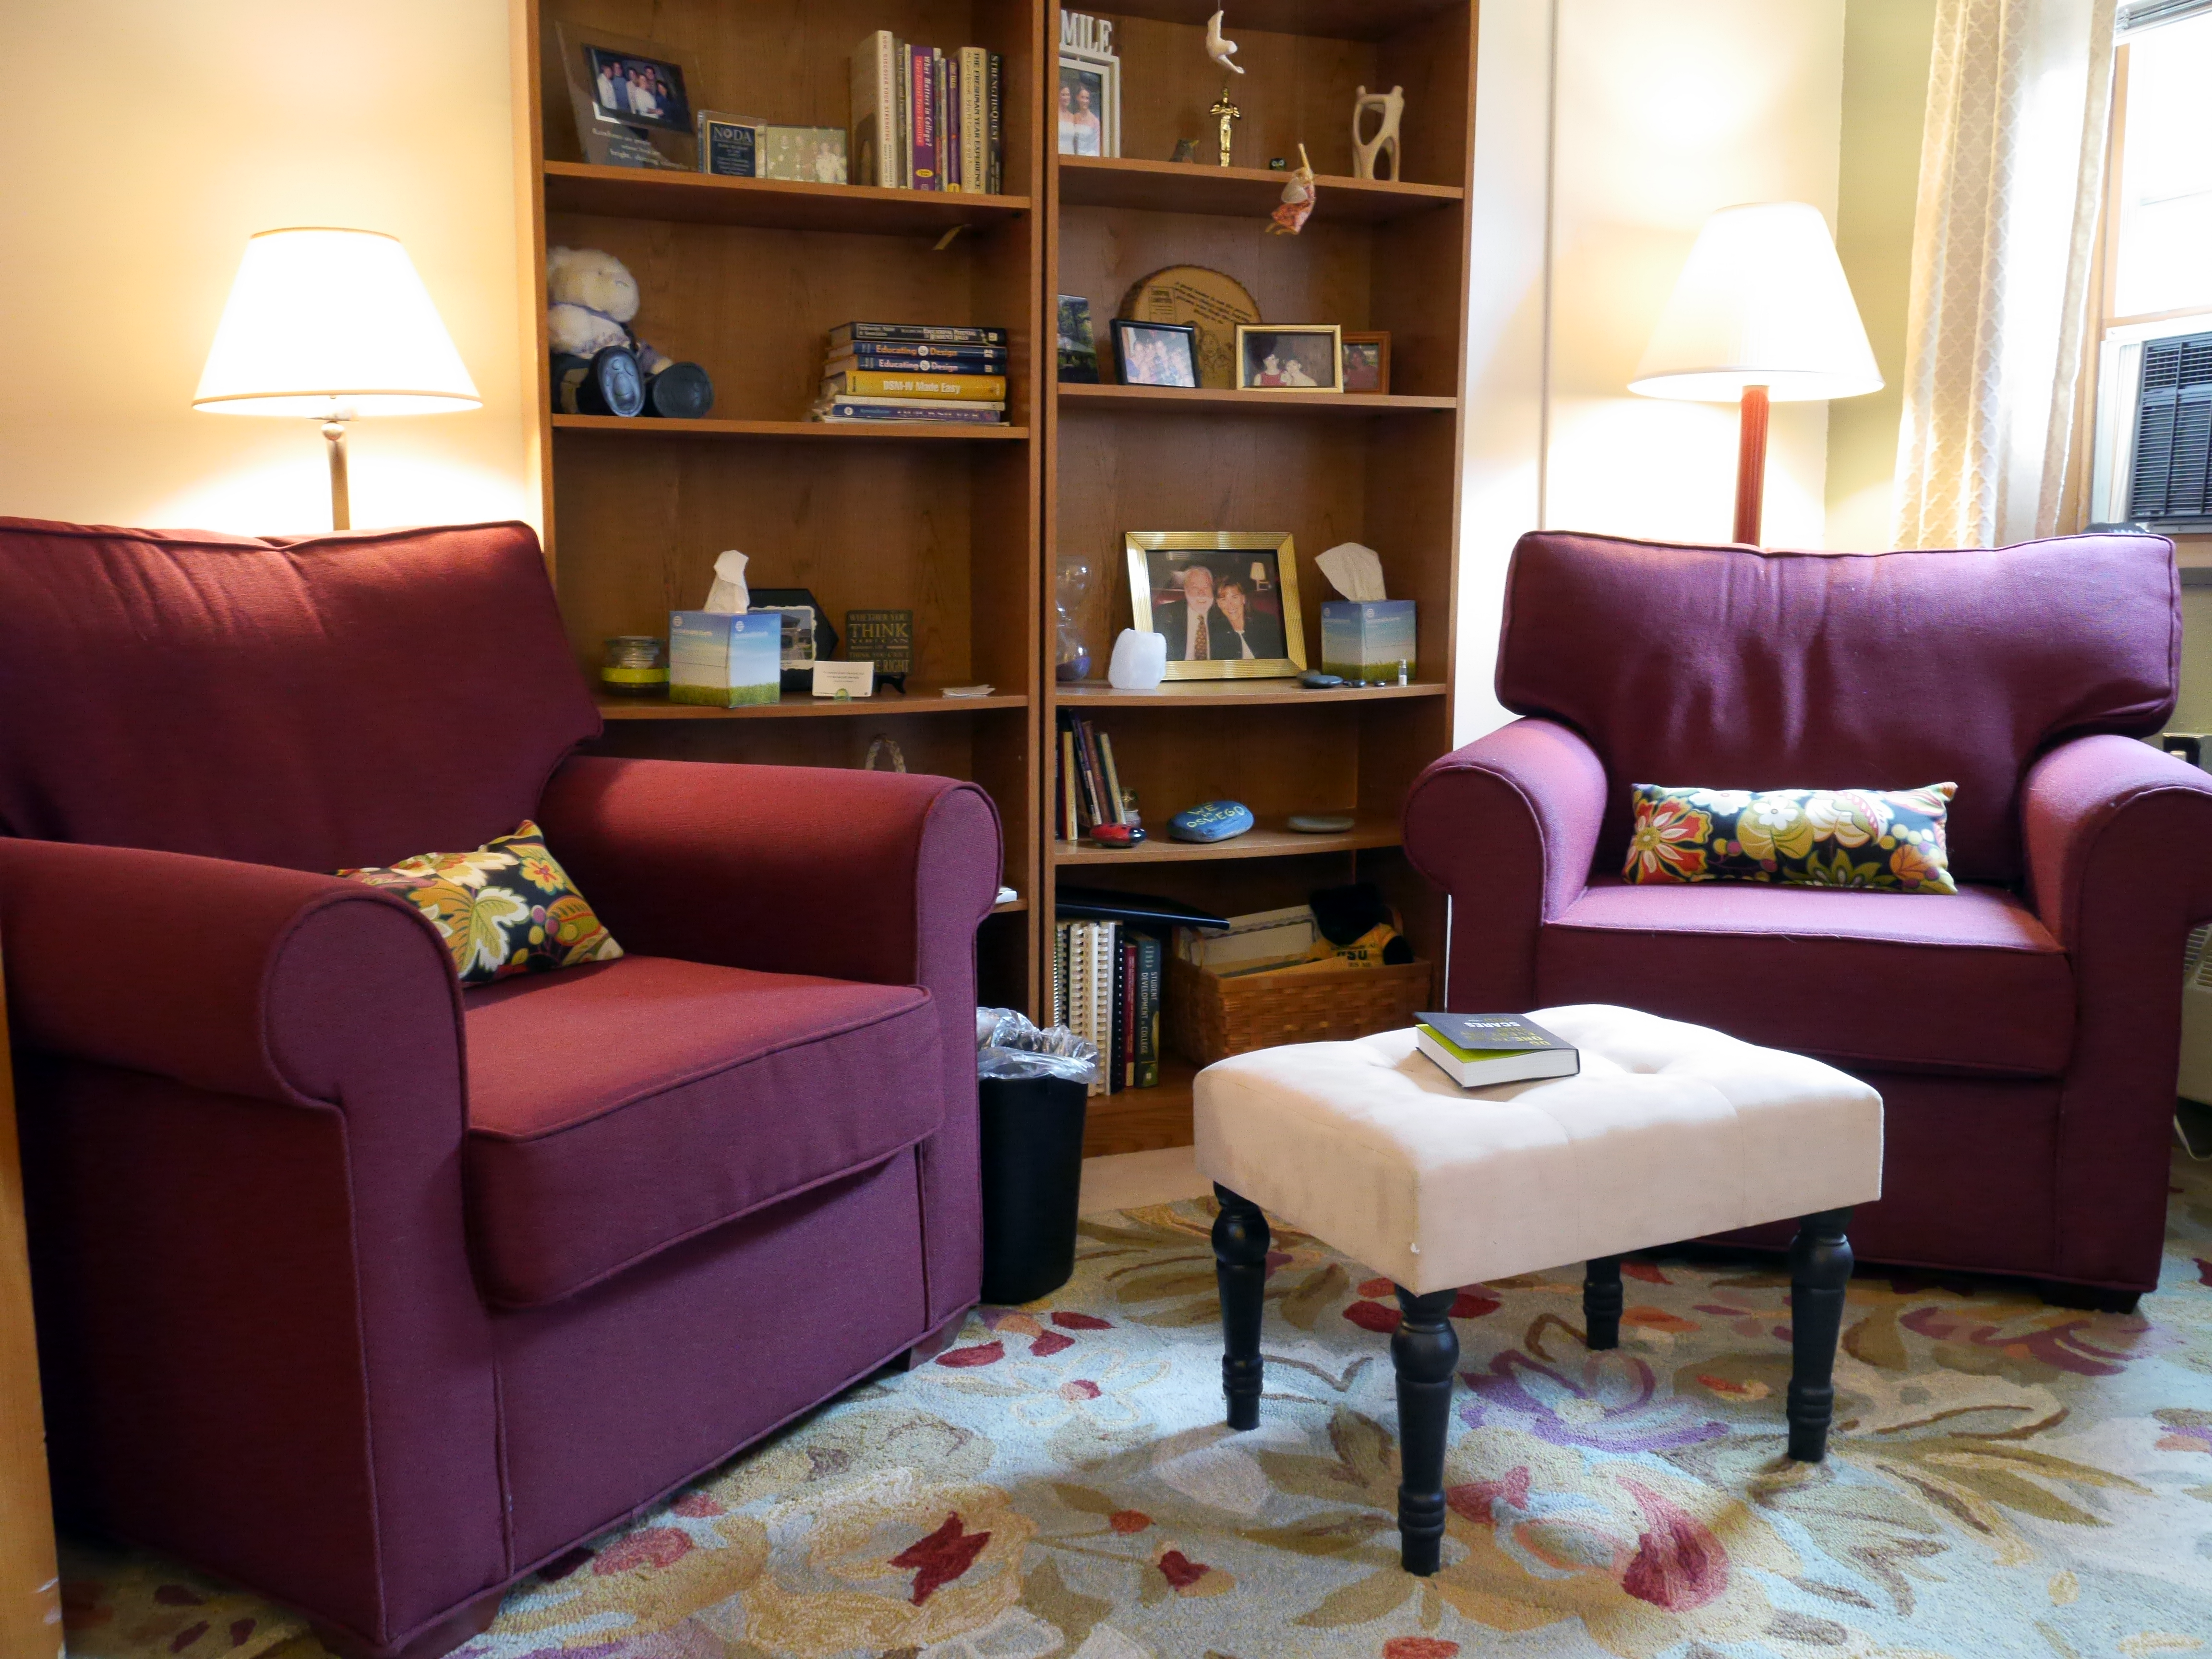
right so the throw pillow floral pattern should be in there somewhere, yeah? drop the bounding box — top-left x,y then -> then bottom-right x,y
1623,782 -> 1959,893
340,819 -> 623,986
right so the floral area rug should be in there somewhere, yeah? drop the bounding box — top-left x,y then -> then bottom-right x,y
63,1149 -> 2212,1659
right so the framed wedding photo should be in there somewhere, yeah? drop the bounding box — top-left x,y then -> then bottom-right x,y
1235,325 -> 1343,392
1126,531 -> 1307,681
1341,331 -> 1391,394
1111,319 -> 1199,388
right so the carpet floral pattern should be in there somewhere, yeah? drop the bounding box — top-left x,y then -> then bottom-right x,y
64,1151 -> 2212,1659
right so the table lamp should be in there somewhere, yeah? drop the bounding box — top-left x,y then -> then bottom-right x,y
193,228 -> 480,530
1628,202 -> 1880,545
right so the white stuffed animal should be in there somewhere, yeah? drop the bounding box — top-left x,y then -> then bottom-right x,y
546,246 -> 669,369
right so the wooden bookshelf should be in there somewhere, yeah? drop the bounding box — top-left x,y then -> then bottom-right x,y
1043,0 -> 1473,1152
516,0 -> 1045,1013
513,0 -> 1474,1059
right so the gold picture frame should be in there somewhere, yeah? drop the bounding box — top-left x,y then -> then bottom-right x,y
1234,325 -> 1343,392
1126,531 -> 1307,680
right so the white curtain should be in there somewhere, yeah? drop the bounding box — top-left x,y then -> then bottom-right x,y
1891,0 -> 2117,548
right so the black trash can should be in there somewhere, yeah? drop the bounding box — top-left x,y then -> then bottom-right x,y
978,1074 -> 1090,1305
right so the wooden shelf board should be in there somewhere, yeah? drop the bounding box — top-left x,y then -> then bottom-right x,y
1058,384 -> 1455,415
1058,156 -> 1461,220
1054,816 -> 1400,864
544,161 -> 1031,235
595,689 -> 1028,721
1055,678 -> 1447,709
990,898 -> 1029,914
1082,1059 -> 1199,1158
1085,0 -> 1458,40
553,415 -> 1028,442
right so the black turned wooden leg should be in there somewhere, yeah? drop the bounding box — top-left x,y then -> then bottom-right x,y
1583,1254 -> 1623,1350
1212,1184 -> 1270,1431
1392,1285 -> 1460,1575
1786,1207 -> 1854,1463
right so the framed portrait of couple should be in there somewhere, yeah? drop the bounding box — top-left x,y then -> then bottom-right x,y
1126,531 -> 1307,682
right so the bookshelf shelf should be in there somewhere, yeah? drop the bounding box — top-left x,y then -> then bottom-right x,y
1058,385 -> 1456,416
553,415 -> 1029,442
1097,0 -> 1459,41
1083,1059 -> 1198,1158
1054,816 -> 1402,866
542,160 -> 1031,235
595,689 -> 1028,721
1058,156 -> 1460,221
1057,679 -> 1447,709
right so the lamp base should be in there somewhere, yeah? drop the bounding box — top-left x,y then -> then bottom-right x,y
322,419 -> 351,531
1733,385 -> 1768,546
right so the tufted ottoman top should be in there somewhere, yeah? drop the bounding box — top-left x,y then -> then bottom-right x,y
1193,1003 -> 1883,1294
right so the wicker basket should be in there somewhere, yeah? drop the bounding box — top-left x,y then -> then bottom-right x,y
1165,955 -> 1434,1067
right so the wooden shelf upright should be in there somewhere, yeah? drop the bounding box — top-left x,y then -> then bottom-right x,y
514,0 -> 1046,1014
1041,0 -> 1475,1154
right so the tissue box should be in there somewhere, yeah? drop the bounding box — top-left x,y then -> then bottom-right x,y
1321,600 -> 1417,685
669,611 -> 781,707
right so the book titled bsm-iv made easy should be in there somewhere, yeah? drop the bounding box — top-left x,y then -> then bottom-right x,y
1413,1013 -> 1579,1088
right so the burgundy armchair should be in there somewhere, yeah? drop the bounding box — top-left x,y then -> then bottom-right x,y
0,518 -> 999,1657
1405,530 -> 2212,1308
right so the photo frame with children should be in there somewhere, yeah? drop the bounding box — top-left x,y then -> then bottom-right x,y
1235,325 -> 1344,392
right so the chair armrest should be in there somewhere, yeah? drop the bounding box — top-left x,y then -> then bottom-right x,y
2022,734 -> 2212,951
537,755 -> 1003,988
1402,719 -> 1609,1009
0,838 -> 461,1107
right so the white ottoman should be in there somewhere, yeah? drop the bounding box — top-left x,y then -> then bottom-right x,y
1194,1004 -> 1883,1574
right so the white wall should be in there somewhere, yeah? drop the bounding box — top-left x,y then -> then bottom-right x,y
1458,0 -> 1851,738
0,1 -> 529,538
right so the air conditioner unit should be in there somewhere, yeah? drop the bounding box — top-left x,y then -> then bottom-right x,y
2091,324 -> 2212,529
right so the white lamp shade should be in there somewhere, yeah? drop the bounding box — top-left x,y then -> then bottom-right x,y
194,228 -> 480,417
1629,202 -> 1881,404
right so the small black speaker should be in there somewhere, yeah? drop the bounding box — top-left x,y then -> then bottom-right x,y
643,361 -> 715,419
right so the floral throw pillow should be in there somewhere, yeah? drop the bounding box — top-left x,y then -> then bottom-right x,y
340,820 -> 624,986
1623,782 -> 1959,894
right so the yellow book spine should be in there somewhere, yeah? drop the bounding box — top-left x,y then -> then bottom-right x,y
829,370 -> 1007,401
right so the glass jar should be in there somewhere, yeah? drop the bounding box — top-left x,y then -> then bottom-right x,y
601,635 -> 668,696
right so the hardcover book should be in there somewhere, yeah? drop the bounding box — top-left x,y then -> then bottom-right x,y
830,322 -> 1010,347
1413,1013 -> 1580,1089
821,370 -> 1007,401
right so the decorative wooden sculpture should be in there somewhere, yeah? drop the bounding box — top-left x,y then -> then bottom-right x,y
1352,84 -> 1405,181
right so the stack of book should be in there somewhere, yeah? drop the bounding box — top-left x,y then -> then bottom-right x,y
850,32 -> 1003,192
1056,709 -> 1127,840
1053,917 -> 1164,1098
812,322 -> 1010,425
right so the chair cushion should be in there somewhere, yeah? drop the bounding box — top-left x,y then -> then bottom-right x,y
1539,879 -> 2072,1078
1623,781 -> 1959,893
462,955 -> 942,1306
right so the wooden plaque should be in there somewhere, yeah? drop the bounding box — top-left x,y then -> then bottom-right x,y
1117,265 -> 1261,390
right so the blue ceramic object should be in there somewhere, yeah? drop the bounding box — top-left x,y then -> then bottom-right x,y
1169,800 -> 1255,843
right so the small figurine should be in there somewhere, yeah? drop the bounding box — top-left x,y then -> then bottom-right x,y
1206,10 -> 1244,74
1210,83 -> 1242,167
1352,85 -> 1405,181
1170,138 -> 1199,164
1267,144 -> 1317,236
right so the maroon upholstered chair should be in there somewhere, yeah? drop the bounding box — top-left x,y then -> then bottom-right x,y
1405,530 -> 2212,1309
0,517 -> 999,1657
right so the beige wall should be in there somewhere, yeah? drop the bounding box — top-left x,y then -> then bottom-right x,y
1459,0 -> 1850,735
1826,0 -> 1937,549
0,1 -> 528,537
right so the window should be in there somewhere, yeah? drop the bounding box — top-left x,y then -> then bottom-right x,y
2089,9 -> 2212,525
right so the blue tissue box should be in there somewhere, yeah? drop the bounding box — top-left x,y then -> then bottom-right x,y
1321,600 -> 1417,685
669,611 -> 781,707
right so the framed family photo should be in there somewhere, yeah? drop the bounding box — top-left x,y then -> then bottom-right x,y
1235,325 -> 1343,392
1342,331 -> 1391,393
1126,531 -> 1307,681
1111,319 -> 1199,387
557,23 -> 700,170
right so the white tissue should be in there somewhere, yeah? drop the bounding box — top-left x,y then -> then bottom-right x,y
1317,542 -> 1387,602
703,550 -> 750,613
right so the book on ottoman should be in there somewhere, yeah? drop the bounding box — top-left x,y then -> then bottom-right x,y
1414,1012 -> 1579,1087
